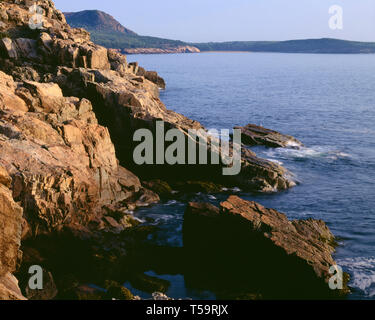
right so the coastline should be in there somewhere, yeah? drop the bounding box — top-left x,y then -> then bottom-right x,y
0,0 -> 354,301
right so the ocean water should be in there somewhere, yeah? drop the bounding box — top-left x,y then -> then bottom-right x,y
127,52 -> 375,300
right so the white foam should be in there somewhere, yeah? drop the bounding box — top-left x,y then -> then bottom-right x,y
337,257 -> 375,297
265,145 -> 352,162
286,140 -> 302,148
165,200 -> 178,206
267,158 -> 284,166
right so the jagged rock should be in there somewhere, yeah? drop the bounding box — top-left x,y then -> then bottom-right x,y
137,67 -> 166,89
0,71 -> 158,236
0,38 -> 18,59
0,273 -> 26,300
0,166 -> 24,300
183,196 -> 349,299
142,180 -> 173,199
103,280 -> 133,300
235,124 -> 303,148
0,167 -> 23,276
56,67 -> 293,192
172,181 -> 223,193
151,292 -> 173,300
0,0 -> 294,193
0,0 -> 303,301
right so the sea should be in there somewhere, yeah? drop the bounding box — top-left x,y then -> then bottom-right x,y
126,52 -> 375,300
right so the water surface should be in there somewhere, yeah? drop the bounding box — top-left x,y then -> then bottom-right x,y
128,52 -> 375,299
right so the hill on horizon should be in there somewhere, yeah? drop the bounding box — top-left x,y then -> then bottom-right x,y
64,10 -> 375,54
64,10 -> 187,51
64,10 -> 138,35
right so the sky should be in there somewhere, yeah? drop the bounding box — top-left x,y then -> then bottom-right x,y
53,0 -> 375,43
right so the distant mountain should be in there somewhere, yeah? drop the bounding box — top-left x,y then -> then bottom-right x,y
64,10 -> 195,53
64,10 -> 138,35
64,10 -> 375,54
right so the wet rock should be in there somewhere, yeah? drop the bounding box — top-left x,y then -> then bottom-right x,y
235,124 -> 303,148
183,196 -> 349,299
65,284 -> 103,300
103,280 -> 133,300
151,292 -> 173,300
129,273 -> 170,294
142,180 -> 174,199
172,181 -> 224,194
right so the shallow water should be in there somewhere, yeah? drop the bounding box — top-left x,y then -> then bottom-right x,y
128,52 -> 375,300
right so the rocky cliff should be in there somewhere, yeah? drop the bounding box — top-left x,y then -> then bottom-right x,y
0,0 -> 327,300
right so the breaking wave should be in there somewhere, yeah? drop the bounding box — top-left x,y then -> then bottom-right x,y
337,257 -> 375,298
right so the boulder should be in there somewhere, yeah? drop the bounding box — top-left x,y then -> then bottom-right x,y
144,71 -> 166,89
142,180 -> 174,199
235,124 -> 303,148
136,67 -> 166,89
0,38 -> 18,59
183,196 -> 349,299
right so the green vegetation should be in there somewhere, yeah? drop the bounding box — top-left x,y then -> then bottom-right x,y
65,10 -> 185,50
86,30 -> 375,54
90,31 -> 186,50
193,38 -> 375,54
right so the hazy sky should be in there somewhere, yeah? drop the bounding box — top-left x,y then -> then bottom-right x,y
53,0 -> 375,42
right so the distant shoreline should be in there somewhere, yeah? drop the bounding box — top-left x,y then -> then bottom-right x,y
126,50 -> 375,55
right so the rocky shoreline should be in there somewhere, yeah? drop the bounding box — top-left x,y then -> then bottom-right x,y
122,46 -> 200,55
0,0 -> 349,300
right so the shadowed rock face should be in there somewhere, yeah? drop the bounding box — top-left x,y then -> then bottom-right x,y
235,124 -> 303,148
183,196 -> 349,299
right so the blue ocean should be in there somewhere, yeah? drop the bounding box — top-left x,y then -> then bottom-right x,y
127,52 -> 375,300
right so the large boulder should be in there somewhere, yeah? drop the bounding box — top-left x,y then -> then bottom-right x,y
183,196 -> 349,299
235,124 -> 303,148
